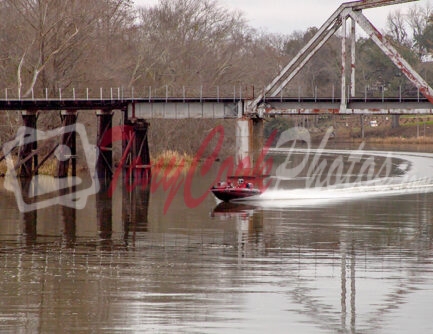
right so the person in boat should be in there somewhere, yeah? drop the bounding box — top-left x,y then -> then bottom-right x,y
237,178 -> 246,188
214,181 -> 233,188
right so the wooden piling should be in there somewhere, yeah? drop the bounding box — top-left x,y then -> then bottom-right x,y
124,119 -> 151,180
19,110 -> 38,178
96,109 -> 113,179
56,110 -> 78,178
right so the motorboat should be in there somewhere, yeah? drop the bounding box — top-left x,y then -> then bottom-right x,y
210,177 -> 262,202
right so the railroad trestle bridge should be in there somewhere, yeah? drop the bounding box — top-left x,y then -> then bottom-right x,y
1,0 -> 433,180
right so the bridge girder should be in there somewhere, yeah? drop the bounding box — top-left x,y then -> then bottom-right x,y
349,0 -> 418,10
247,0 -> 432,115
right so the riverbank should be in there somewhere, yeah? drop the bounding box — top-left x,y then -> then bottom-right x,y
0,150 -> 196,177
311,115 -> 433,144
2,116 -> 433,177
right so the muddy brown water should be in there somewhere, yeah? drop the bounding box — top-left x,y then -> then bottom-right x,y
1,147 -> 433,333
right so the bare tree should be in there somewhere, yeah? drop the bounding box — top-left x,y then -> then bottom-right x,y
2,0 -> 81,97
386,9 -> 409,46
408,3 -> 433,57
130,0 -> 268,93
0,0 -> 135,97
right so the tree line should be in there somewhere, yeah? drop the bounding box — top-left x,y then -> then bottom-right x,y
1,0 -> 432,151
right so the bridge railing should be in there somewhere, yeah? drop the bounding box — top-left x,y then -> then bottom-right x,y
0,84 -> 425,102
0,86 -> 254,101
279,84 -> 424,102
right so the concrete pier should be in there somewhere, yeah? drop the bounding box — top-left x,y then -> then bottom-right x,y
235,118 -> 264,173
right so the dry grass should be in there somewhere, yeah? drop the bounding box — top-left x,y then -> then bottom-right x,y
0,160 -> 8,176
0,156 -> 20,176
37,158 -> 60,176
358,136 -> 433,145
0,157 -> 68,177
0,150 -> 194,178
151,150 -> 195,169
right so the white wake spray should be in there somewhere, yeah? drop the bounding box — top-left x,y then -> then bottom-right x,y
236,147 -> 433,208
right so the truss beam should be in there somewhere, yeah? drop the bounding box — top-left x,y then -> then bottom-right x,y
349,9 -> 433,104
348,0 -> 418,11
247,0 -> 427,113
247,5 -> 345,110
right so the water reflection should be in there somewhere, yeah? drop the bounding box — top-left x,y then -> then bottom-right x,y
0,150 -> 433,333
5,176 -> 152,250
60,183 -> 76,248
122,176 -> 150,242
97,181 -> 113,248
211,202 -> 257,219
20,178 -> 37,245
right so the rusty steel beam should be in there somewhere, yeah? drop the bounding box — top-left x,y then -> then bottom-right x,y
351,19 -> 356,97
131,119 -> 151,180
263,108 -> 433,115
247,0 -> 421,113
341,17 -> 348,112
349,0 -> 419,11
349,9 -> 433,104
247,5 -> 346,111
272,22 -> 343,98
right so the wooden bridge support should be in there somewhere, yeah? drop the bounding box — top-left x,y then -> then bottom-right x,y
56,110 -> 78,178
235,118 -> 264,174
96,110 -> 113,179
19,111 -> 38,178
124,119 -> 151,180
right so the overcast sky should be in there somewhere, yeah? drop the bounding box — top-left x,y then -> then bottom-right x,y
133,0 -> 431,35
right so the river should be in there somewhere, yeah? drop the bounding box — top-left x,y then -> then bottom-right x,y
1,145 -> 433,333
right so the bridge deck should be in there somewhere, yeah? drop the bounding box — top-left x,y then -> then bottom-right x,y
0,97 -> 432,117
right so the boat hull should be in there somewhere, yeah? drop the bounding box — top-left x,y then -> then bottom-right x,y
211,187 -> 261,202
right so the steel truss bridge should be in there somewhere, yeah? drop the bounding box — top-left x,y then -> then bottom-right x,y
0,0 -> 432,118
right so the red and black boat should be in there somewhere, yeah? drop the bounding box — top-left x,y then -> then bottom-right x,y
211,177 -> 262,202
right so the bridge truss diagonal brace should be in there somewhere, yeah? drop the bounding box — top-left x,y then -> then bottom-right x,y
274,21 -> 344,97
246,5 -> 346,112
348,9 -> 433,104
350,0 -> 419,11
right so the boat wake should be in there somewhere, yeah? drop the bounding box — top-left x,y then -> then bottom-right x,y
235,149 -> 433,208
